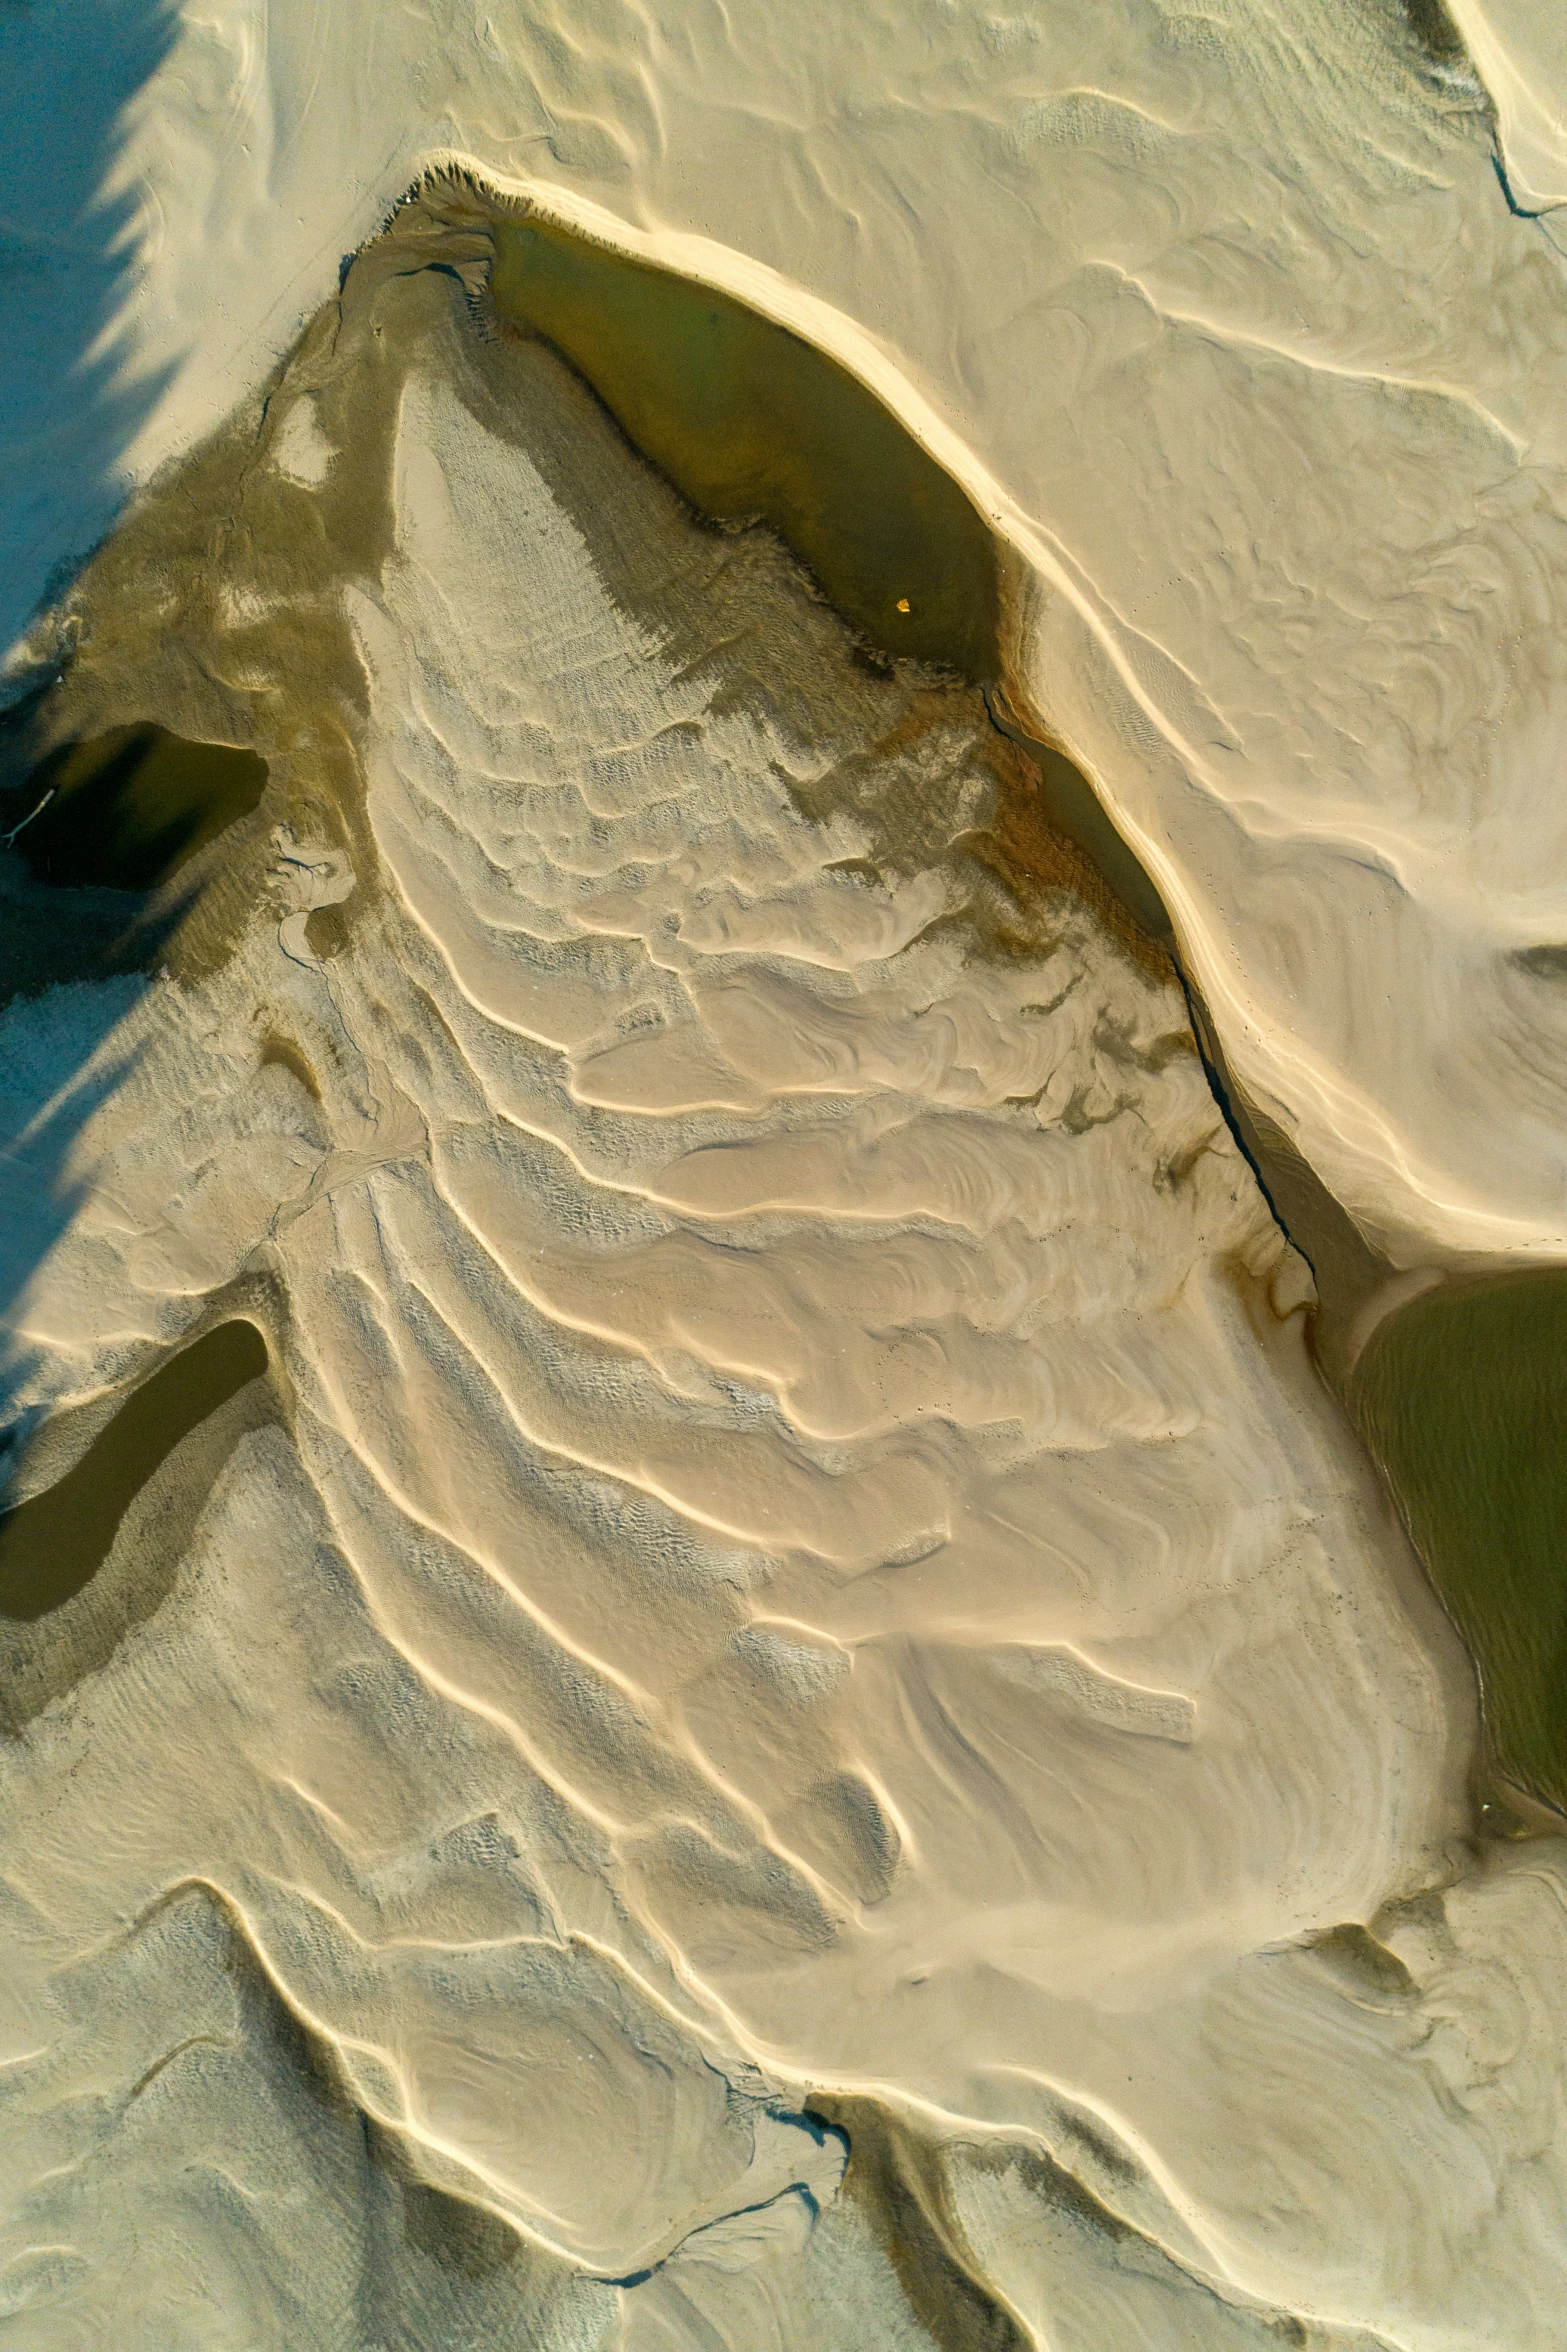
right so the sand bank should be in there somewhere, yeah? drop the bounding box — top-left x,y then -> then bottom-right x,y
2,213 -> 1564,2345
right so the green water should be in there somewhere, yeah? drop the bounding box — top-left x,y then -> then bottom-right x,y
1351,1270 -> 1567,1813
1,724 -> 268,893
0,1320 -> 269,1621
489,215 -> 998,679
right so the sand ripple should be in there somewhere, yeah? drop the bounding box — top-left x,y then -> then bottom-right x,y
4,280 -> 1566,2345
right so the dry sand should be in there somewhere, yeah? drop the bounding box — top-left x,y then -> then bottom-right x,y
1,202 -> 1565,2346
8,0 -> 1567,1272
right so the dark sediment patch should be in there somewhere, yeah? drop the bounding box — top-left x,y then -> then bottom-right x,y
1303,1920 -> 1417,1999
805,2096 -> 1031,2351
0,1318 -> 269,1624
257,1026 -> 324,1101
981,683 -> 1174,965
1349,1268 -> 1567,1818
1394,0 -> 1469,68
1514,943 -> 1567,981
489,209 -> 999,680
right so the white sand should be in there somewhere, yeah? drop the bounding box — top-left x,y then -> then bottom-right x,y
4,0 -> 1567,1270
3,276 -> 1565,2345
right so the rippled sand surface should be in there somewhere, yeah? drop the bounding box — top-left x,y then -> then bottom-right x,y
3,201 -> 1567,2347
9,0 -> 1567,1272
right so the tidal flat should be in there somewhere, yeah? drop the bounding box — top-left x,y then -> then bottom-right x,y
0,161 -> 1564,2352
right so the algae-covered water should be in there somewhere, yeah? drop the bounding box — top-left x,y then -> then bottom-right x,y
490,213 -> 998,680
1351,1271 -> 1567,1815
0,1320 -> 269,1621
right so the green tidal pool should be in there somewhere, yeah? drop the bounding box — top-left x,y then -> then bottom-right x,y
0,1320 -> 269,1622
489,213 -> 999,680
1351,1269 -> 1567,1815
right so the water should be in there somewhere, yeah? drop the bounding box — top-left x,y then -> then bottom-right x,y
489,213 -> 999,680
1351,1269 -> 1567,1815
0,1319 -> 269,1621
1,723 -> 268,893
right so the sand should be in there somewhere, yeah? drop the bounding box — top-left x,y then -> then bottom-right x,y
6,0 -> 1567,1269
3,8 -> 1567,2346
0,211 -> 1562,2346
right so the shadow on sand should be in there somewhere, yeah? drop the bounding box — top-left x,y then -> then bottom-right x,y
0,0 -> 194,1471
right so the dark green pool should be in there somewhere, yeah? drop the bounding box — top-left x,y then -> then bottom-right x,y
1351,1269 -> 1567,1815
0,1320 -> 269,1622
490,213 -> 998,679
1,724 -> 268,893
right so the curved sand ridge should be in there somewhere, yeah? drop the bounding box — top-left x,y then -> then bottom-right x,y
1448,0 -> 1567,212
10,0 -> 1567,1267
3,242 -> 1567,2345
